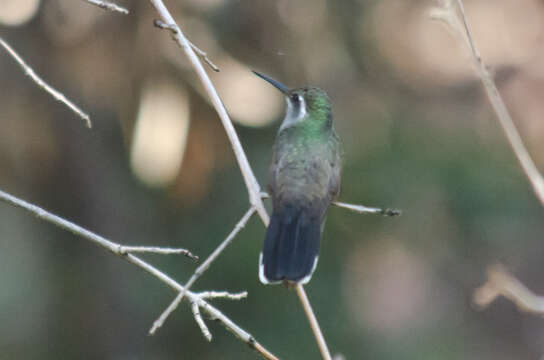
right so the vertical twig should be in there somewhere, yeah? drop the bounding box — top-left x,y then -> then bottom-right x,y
296,284 -> 332,360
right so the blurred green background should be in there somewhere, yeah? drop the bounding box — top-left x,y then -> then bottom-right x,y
1,0 -> 544,359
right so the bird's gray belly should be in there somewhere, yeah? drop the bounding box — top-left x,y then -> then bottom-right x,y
274,157 -> 331,204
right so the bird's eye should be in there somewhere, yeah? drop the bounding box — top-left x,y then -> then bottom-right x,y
290,94 -> 300,103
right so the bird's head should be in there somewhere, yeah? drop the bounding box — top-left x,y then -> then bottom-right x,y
253,71 -> 332,132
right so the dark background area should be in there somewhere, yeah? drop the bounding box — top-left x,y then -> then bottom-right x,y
1,0 -> 544,359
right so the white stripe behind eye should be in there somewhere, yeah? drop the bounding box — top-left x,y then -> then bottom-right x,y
298,96 -> 307,119
280,96 -> 307,131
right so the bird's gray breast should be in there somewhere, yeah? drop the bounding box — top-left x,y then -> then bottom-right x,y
271,140 -> 334,205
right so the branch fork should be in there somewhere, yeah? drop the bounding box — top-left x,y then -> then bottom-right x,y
153,19 -> 220,72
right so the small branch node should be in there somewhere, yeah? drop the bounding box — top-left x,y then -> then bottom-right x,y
148,206 -> 255,335
153,19 -> 219,72
153,19 -> 177,33
381,208 -> 402,217
188,41 -> 220,72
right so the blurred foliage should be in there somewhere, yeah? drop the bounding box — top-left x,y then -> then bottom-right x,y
1,0 -> 544,359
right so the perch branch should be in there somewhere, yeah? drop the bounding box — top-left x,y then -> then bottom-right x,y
430,0 -> 544,206
149,206 -> 256,334
296,284 -> 332,360
0,37 -> 91,128
0,188 -> 278,360
83,0 -> 129,14
474,264 -> 544,314
146,2 -> 353,358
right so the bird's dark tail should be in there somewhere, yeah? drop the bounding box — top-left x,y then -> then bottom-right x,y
259,204 -> 321,284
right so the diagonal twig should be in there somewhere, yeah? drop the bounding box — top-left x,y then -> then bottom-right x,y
82,0 -> 129,14
191,291 -> 248,341
0,37 -> 91,128
153,19 -> 220,72
430,0 -> 544,206
147,0 -> 268,223
0,187 -> 278,360
149,206 -> 256,334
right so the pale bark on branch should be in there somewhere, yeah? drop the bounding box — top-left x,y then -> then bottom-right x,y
83,0 -> 129,14
430,0 -> 544,206
0,37 -> 91,128
0,188 -> 277,360
146,2 -> 333,357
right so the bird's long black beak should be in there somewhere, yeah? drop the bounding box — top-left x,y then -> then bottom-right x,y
252,71 -> 289,95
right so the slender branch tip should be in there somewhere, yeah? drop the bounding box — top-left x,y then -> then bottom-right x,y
84,0 -> 129,14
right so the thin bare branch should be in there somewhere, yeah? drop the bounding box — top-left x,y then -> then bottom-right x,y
147,1 -> 331,357
0,37 -> 91,128
430,0 -> 544,206
149,206 -> 256,334
192,302 -> 213,341
83,0 -> 129,14
117,245 -> 198,260
474,264 -> 544,314
153,19 -> 219,72
0,188 -> 278,360
196,291 -> 248,300
147,0 -> 268,223
296,284 -> 332,360
332,201 -> 401,216
263,192 -> 400,217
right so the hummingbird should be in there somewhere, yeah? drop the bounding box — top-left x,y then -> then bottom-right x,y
253,71 -> 342,285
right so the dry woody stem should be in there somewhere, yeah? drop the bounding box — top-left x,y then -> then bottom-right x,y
149,206 -> 256,335
147,0 -> 330,357
0,188 -> 277,360
0,37 -> 91,128
146,2 -> 404,359
153,19 -> 219,72
430,0 -> 544,206
117,245 -> 198,260
474,264 -> 544,314
83,0 -> 129,14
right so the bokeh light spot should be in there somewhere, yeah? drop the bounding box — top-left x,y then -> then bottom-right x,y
131,81 -> 190,187
0,0 -> 40,26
